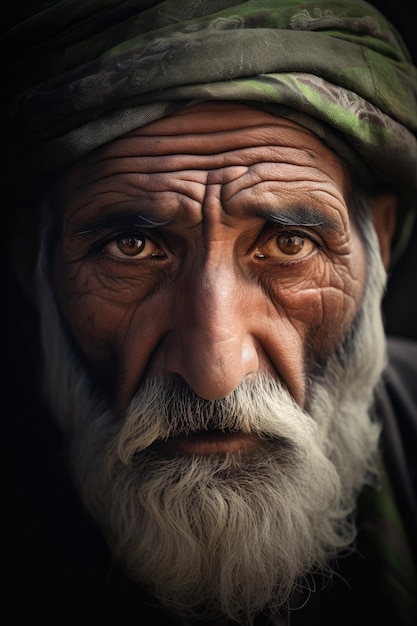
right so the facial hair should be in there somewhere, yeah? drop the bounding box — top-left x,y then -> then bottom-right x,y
36,214 -> 387,625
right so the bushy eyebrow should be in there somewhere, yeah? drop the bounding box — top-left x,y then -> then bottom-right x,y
72,211 -> 170,238
70,204 -> 343,241
263,205 -> 343,237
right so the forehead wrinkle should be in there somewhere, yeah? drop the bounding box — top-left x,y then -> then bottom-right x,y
62,168 -> 209,218
221,168 -> 346,212
129,119 -> 325,152
55,114 -> 348,230
91,145 -> 323,174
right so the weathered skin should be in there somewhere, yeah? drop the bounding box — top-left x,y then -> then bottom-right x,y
49,102 -> 392,445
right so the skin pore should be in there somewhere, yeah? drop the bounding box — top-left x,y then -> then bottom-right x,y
50,101 -> 369,454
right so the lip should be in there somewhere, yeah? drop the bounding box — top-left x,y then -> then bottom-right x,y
156,431 -> 262,456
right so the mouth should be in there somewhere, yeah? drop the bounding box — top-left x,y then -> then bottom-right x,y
152,430 -> 263,457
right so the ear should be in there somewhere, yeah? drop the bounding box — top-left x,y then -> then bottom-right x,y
370,192 -> 398,270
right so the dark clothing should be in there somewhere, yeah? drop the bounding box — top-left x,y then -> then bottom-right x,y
379,338 -> 417,556
4,336 -> 417,625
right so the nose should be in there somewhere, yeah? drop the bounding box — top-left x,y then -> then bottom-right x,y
162,257 -> 260,400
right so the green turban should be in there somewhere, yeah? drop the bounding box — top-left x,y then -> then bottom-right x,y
2,0 -> 417,253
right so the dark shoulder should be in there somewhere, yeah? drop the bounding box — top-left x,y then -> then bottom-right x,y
377,336 -> 417,562
381,335 -> 417,467
386,336 -> 417,404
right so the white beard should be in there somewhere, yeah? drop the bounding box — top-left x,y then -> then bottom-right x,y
37,216 -> 387,624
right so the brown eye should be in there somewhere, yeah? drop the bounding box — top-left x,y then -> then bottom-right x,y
117,236 -> 146,256
276,234 -> 305,255
104,235 -> 163,259
255,232 -> 314,259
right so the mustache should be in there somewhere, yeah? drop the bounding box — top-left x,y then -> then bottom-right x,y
147,375 -> 257,433
114,373 -> 316,464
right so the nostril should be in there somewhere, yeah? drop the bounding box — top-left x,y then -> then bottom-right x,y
161,329 -> 259,401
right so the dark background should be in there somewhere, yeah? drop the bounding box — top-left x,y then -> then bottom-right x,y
367,1 -> 417,341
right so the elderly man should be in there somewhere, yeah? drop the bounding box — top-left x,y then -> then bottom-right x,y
2,1 -> 417,625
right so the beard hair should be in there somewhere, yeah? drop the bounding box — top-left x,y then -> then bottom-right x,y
36,209 -> 387,625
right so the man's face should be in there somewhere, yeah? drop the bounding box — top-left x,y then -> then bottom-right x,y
40,102 -> 387,623
51,102 -> 365,422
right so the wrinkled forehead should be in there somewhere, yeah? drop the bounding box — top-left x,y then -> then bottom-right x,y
53,103 -> 349,203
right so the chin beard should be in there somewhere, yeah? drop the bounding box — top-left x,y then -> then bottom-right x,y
36,214 -> 387,624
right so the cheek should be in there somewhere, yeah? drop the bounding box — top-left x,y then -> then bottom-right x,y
265,246 -> 367,360
52,256 -> 162,361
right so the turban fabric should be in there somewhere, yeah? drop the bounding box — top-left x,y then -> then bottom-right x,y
2,0 -> 417,252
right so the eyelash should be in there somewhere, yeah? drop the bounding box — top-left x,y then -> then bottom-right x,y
91,229 -> 163,256
256,226 -> 322,249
